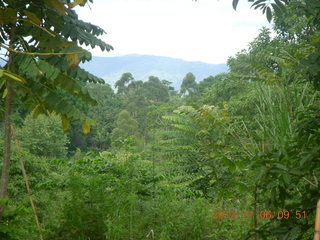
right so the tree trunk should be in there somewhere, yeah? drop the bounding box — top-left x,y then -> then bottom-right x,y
0,40 -> 15,219
0,83 -> 13,219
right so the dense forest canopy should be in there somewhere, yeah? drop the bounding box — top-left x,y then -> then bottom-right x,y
1,0 -> 320,239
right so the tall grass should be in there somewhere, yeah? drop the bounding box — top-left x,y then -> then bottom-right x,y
255,82 -> 318,152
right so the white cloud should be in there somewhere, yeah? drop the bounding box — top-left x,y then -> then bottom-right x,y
75,0 -> 271,64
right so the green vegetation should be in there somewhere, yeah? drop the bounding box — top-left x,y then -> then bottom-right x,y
1,0 -> 320,239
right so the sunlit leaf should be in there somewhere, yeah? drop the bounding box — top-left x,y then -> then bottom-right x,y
59,41 -> 77,49
82,121 -> 90,134
2,88 -> 7,98
69,0 -> 85,8
31,104 -> 42,118
61,115 -> 70,131
66,53 -> 81,68
1,69 -> 27,83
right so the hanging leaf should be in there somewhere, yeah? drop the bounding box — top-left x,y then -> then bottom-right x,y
2,88 -> 7,98
232,0 -> 239,10
61,115 -> 70,131
266,6 -> 272,22
251,0 -> 266,8
1,69 -> 27,83
82,120 -> 90,134
66,53 -> 81,68
31,104 -> 43,118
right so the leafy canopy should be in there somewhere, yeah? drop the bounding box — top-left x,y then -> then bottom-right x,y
0,0 -> 113,132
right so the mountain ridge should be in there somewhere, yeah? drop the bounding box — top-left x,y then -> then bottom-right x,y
82,54 -> 229,89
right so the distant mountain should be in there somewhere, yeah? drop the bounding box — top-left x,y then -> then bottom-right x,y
81,54 -> 228,90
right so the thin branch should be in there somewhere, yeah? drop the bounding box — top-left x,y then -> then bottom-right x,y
11,126 -> 44,240
86,1 -> 92,10
314,171 -> 319,186
0,43 -> 83,56
17,18 -> 56,37
302,177 -> 318,188
230,130 -> 254,157
0,57 -> 8,63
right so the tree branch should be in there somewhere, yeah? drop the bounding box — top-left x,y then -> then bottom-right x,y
0,43 -> 83,56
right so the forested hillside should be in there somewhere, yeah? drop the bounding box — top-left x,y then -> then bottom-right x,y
1,0 -> 320,240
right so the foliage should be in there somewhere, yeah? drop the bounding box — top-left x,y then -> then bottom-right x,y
0,0 -> 113,220
17,113 -> 69,157
115,72 -> 134,95
111,110 -> 139,147
232,0 -> 288,22
67,83 -> 123,152
0,0 -> 113,128
142,76 -> 170,103
180,72 -> 198,96
2,0 -> 320,239
163,105 -> 240,199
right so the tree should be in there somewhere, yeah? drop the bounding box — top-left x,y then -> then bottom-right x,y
86,83 -> 123,150
17,113 -> 69,157
198,74 -> 226,94
115,72 -> 134,94
231,1 -> 320,90
180,72 -> 198,96
0,0 -> 112,217
111,110 -> 139,145
142,76 -> 170,102
163,105 -> 235,198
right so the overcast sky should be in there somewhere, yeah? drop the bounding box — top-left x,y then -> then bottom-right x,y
75,0 -> 271,64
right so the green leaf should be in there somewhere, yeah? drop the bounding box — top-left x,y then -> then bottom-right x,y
274,0 -> 286,12
266,6 -> 272,22
44,0 -> 66,16
1,69 -> 27,83
0,8 -> 16,24
232,0 -> 239,10
23,10 -> 41,25
254,3 -> 265,10
2,88 -> 7,98
271,3 -> 280,16
282,174 -> 290,186
274,163 -> 287,171
251,0 -> 266,7
31,104 -> 43,118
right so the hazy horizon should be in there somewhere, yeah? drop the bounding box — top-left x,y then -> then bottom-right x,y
75,0 -> 271,64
